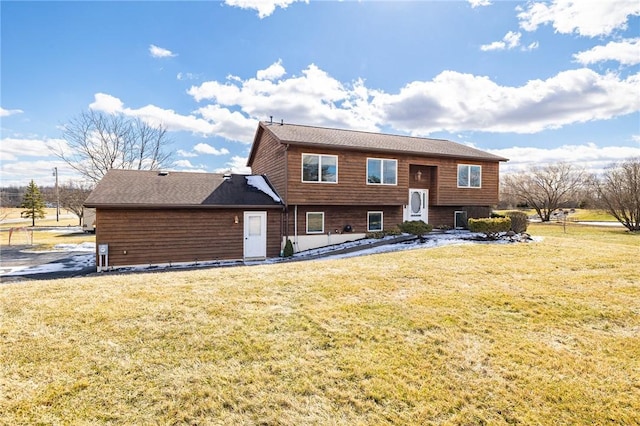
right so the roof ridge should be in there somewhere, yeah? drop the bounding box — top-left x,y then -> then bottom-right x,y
261,121 -> 453,143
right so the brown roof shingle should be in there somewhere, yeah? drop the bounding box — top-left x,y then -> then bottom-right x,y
84,170 -> 283,208
251,122 -> 507,163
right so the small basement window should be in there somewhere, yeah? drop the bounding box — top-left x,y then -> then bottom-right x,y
367,211 -> 383,232
306,212 -> 324,234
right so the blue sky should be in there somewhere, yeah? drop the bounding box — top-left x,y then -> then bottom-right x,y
1,0 -> 639,188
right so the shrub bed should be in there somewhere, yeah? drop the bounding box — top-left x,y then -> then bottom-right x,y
468,217 -> 511,239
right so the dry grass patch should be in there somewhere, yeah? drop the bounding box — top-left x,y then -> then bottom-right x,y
1,224 -> 639,424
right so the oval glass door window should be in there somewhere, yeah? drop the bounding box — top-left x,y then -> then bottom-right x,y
411,191 -> 421,214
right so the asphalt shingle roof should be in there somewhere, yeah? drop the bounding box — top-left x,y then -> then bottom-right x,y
257,122 -> 507,162
84,170 -> 283,208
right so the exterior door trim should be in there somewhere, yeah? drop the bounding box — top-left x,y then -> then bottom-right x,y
244,211 -> 267,260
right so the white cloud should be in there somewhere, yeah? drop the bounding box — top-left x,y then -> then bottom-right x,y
0,107 -> 24,117
1,137 -> 68,158
174,159 -> 196,168
215,155 -> 251,174
92,61 -> 640,150
89,93 -> 124,114
481,31 -> 521,51
518,0 -> 640,37
256,59 -> 286,80
493,143 -> 640,174
0,159 -> 79,187
88,93 -> 221,136
188,61 -> 381,133
177,149 -> 198,158
468,0 -> 491,8
224,0 -> 308,19
377,68 -> 640,134
573,38 -> 640,66
526,41 -> 540,51
480,41 -> 506,52
149,44 -> 177,58
193,143 -> 230,156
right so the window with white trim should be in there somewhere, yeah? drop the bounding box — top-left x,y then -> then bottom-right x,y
367,211 -> 383,232
457,164 -> 481,188
306,212 -> 324,234
367,158 -> 397,185
302,154 -> 337,183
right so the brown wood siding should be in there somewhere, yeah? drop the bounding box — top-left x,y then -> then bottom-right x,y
286,205 -> 403,236
285,146 -> 409,205
250,130 -> 287,199
283,147 -> 499,207
95,208 -> 282,267
435,160 -> 500,206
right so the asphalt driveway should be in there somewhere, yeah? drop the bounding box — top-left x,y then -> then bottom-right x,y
0,244 -> 96,282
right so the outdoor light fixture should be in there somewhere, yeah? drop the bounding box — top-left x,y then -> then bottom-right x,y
234,215 -> 239,224
415,170 -> 422,181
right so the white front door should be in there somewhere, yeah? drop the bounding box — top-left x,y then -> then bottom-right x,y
405,189 -> 428,223
244,211 -> 267,259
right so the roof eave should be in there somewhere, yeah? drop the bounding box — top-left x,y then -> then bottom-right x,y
84,203 -> 284,209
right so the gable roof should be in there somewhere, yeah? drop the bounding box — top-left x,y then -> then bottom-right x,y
248,122 -> 507,165
84,169 -> 283,208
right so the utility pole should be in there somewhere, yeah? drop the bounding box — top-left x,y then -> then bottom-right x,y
53,167 -> 59,222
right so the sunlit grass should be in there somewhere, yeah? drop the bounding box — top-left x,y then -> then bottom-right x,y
1,224 -> 638,424
566,209 -> 617,222
3,228 -> 95,249
0,208 -> 81,228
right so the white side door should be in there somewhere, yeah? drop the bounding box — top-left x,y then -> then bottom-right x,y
405,189 -> 428,223
244,211 -> 267,259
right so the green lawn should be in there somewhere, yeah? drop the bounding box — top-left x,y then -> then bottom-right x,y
1,223 -> 638,424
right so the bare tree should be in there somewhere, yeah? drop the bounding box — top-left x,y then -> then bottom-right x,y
51,110 -> 173,183
59,181 -> 94,226
502,163 -> 587,222
591,157 -> 640,232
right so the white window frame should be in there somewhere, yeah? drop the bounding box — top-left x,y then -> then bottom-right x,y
457,164 -> 482,188
306,212 -> 325,234
366,158 -> 397,185
367,211 -> 384,232
301,154 -> 338,183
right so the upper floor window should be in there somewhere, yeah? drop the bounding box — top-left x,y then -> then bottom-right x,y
367,158 -> 397,185
458,164 -> 481,188
302,154 -> 337,183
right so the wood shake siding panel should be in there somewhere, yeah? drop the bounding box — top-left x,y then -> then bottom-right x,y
250,131 -> 287,197
436,161 -> 500,206
287,205 -> 403,236
96,208 -> 281,266
283,147 -> 500,207
285,146 -> 408,205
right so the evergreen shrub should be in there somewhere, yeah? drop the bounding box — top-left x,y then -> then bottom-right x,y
468,217 -> 511,239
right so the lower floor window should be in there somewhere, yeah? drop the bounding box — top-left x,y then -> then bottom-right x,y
306,212 -> 324,234
368,211 -> 383,232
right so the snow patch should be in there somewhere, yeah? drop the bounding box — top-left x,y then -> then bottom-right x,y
246,175 -> 281,202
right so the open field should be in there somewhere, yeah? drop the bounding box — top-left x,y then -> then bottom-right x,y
496,208 -> 617,222
0,207 -> 82,228
1,208 -> 94,249
1,224 -> 639,424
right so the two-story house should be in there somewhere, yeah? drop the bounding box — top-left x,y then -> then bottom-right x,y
84,121 -> 507,270
248,121 -> 507,252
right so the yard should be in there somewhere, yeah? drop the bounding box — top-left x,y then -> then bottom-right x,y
1,223 -> 638,424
